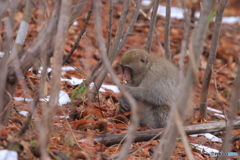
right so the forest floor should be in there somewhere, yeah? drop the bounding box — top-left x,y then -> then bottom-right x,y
1,0 -> 240,159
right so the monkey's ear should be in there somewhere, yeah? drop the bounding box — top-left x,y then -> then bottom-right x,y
140,56 -> 148,64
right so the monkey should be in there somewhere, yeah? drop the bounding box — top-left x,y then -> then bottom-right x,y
119,49 -> 194,128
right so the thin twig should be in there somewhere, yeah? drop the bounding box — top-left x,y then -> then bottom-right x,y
94,1 -> 139,159
146,0 -> 160,52
199,0 -> 228,118
107,0 -> 113,55
39,1 -> 72,159
178,0 -> 191,82
87,0 -> 131,101
118,0 -> 142,53
164,0 -> 171,60
220,41 -> 240,160
174,109 -> 194,160
153,1 -> 215,159
64,0 -> 93,64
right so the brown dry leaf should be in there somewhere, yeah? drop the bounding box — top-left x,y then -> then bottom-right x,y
70,119 -> 95,127
112,123 -> 128,130
81,108 -> 103,119
14,11 -> 23,23
0,129 -> 11,136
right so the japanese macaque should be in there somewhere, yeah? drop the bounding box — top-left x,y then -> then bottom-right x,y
119,49 -> 194,128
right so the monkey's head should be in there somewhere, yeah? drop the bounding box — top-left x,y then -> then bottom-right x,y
120,49 -> 151,86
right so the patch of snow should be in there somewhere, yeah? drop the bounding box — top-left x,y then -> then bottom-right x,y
222,16 -> 240,24
0,150 -> 18,160
0,52 -> 4,57
14,90 -> 70,106
73,21 -> 78,26
142,0 -> 151,6
195,12 -> 200,18
207,107 -> 222,113
156,5 -> 185,19
19,111 -> 28,116
61,66 -> 76,71
13,97 -> 33,102
58,90 -> 71,106
90,83 -> 120,93
190,133 -> 222,143
61,77 -> 83,85
101,84 -> 120,93
142,2 -> 238,24
55,115 -> 70,119
214,113 -> 225,119
28,67 -> 52,73
39,97 -> 50,102
191,143 -> 219,154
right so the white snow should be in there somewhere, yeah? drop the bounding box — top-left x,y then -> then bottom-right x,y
58,90 -> 71,106
156,5 -> 186,19
142,1 -> 240,24
19,111 -> 28,116
0,150 -> 18,160
222,16 -> 240,24
73,21 -> 78,26
191,143 -> 219,154
61,77 -> 83,85
214,113 -> 225,119
13,97 -> 49,102
14,90 -> 70,106
13,97 -> 33,102
0,52 -> 4,57
60,76 -> 120,93
61,66 -> 76,71
55,115 -> 70,119
207,107 -> 222,113
101,84 -> 120,93
142,0 -> 151,6
190,133 -> 222,143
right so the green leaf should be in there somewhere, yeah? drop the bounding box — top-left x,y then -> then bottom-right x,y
71,85 -> 87,100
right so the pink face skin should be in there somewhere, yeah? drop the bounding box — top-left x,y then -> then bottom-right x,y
123,67 -> 131,82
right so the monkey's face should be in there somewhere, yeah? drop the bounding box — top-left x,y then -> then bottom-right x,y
120,65 -> 132,84
120,49 -> 150,86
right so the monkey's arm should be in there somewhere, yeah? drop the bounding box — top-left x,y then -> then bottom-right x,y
123,84 -> 169,106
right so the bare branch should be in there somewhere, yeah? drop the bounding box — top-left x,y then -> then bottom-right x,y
64,1 -> 93,64
199,0 -> 228,118
39,0 -> 72,159
173,109 -> 194,160
8,0 -> 36,62
88,0 -> 142,101
220,32 -> 240,160
164,0 -> 171,60
69,0 -> 87,26
117,0 -> 142,53
178,0 -> 191,81
146,0 -> 160,52
107,0 -> 113,55
94,1 -> 139,159
153,1 -> 216,159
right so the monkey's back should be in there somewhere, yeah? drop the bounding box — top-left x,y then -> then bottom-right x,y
139,54 -> 194,128
140,55 -> 178,107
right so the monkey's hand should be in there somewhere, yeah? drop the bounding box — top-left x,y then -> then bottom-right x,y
123,84 -> 164,107
119,96 -> 131,111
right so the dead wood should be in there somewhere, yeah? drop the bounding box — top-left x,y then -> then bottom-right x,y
94,120 -> 240,146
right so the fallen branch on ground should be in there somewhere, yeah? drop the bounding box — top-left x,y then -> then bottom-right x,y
94,120 -> 240,146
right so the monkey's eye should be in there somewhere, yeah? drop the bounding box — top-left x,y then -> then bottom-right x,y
140,58 -> 148,64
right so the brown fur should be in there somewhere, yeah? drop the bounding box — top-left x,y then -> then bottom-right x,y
119,49 -> 194,128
